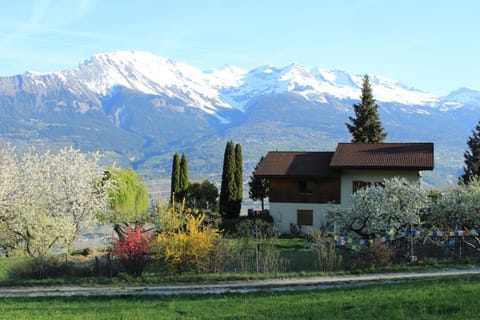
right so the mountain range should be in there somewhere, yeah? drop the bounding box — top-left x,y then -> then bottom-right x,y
0,50 -> 478,190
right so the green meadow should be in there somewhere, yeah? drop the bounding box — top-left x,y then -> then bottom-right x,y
0,275 -> 479,320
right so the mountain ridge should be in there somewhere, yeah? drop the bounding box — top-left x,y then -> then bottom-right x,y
15,50 -> 470,112
0,50 -> 478,189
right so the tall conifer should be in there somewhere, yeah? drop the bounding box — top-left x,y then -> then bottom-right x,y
346,75 -> 387,143
170,152 -> 180,203
220,141 -> 237,217
234,143 -> 243,216
461,121 -> 480,183
179,152 -> 189,201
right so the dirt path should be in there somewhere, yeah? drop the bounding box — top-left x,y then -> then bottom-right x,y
1,268 -> 479,298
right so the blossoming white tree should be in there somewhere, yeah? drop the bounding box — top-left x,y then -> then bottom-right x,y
430,180 -> 480,230
0,146 -> 111,258
327,177 -> 431,239
429,180 -> 480,252
0,146 -> 21,253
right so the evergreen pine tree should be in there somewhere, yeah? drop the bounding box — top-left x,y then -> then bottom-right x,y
234,143 -> 243,216
170,152 -> 180,203
219,141 -> 237,217
346,75 -> 387,143
461,121 -> 480,183
178,152 -> 189,201
248,156 -> 269,212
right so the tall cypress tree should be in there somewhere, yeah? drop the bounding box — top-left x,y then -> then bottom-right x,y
178,152 -> 189,201
461,121 -> 480,183
220,141 -> 237,217
234,143 -> 243,216
170,152 -> 180,203
346,75 -> 387,143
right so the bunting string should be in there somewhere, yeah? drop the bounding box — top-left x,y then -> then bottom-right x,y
332,228 -> 480,250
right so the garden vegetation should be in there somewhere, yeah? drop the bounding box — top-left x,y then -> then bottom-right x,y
1,138 -> 480,282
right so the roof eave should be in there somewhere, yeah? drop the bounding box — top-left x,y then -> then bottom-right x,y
254,173 -> 341,179
329,166 -> 434,171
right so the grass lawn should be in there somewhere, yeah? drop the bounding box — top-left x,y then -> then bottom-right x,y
0,275 -> 479,319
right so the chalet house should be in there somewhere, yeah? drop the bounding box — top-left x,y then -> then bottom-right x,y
254,143 -> 434,233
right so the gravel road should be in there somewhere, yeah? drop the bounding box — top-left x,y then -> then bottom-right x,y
0,268 -> 479,298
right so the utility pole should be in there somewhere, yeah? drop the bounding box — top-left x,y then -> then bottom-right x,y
255,216 -> 259,274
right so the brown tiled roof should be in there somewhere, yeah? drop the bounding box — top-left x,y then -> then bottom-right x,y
254,151 -> 339,178
329,143 -> 434,170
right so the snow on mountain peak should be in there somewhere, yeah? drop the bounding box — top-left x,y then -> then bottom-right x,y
364,74 -> 439,106
205,65 -> 246,88
28,50 -> 476,117
75,51 -> 175,95
443,87 -> 480,105
313,68 -> 358,87
278,64 -> 310,81
70,51 -> 234,115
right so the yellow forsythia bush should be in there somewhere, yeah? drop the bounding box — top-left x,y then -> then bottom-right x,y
155,205 -> 221,273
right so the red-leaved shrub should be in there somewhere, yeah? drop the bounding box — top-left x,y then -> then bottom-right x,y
112,226 -> 152,276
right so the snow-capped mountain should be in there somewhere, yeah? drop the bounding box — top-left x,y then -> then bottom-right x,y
64,51 -> 469,116
438,87 -> 480,111
221,63 -> 440,109
0,50 -> 479,187
7,50 -> 475,118
69,51 -> 236,116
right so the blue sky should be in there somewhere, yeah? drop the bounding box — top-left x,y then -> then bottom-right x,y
0,0 -> 478,95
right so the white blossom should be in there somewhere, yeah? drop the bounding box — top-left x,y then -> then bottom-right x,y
328,177 -> 431,239
430,179 -> 480,230
0,146 -> 111,257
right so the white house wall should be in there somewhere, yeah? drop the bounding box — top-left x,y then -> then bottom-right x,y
270,202 -> 340,233
270,169 -> 422,234
340,169 -> 421,207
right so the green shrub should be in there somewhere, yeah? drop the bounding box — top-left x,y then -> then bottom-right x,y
310,231 -> 342,272
8,256 -> 77,279
257,213 -> 274,223
219,217 -> 243,235
351,243 -> 395,270
225,220 -> 284,273
418,257 -> 439,267
92,254 -> 121,277
206,237 -> 231,273
257,238 -> 283,273
220,214 -> 275,236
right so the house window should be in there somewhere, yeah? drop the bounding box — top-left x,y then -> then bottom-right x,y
352,180 -> 384,194
299,180 -> 314,195
297,210 -> 313,226
352,181 -> 371,193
